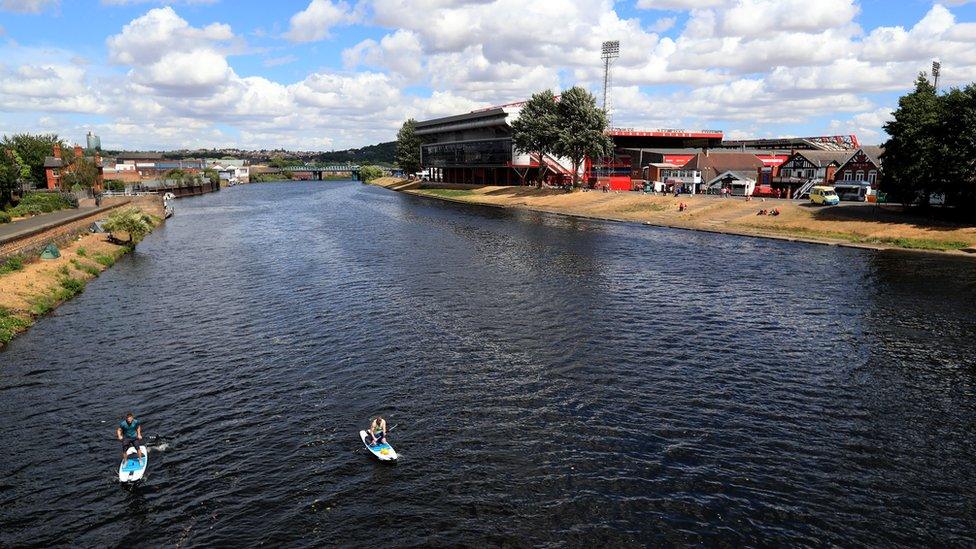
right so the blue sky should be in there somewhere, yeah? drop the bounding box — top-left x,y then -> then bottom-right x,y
1,0 -> 974,150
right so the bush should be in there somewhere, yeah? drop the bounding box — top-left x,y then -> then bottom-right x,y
93,253 -> 116,267
104,180 -> 126,192
0,307 -> 30,344
76,247 -> 87,257
0,257 -> 24,275
0,211 -> 10,223
5,192 -> 73,217
359,165 -> 384,182
57,276 -> 85,299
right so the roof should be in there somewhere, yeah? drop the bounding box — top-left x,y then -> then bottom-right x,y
415,107 -> 508,129
682,152 -> 765,172
620,147 -> 703,155
792,150 -> 852,167
43,156 -> 63,168
116,152 -> 164,160
860,145 -> 884,166
707,170 -> 757,185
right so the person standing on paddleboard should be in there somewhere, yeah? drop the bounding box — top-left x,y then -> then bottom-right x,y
117,412 -> 143,461
367,416 -> 387,446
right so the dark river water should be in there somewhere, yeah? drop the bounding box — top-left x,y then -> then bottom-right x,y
2,181 -> 975,547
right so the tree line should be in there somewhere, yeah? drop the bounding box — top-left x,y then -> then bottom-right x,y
882,74 -> 976,213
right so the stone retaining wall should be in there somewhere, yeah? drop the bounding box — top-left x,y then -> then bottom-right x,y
0,196 -> 164,260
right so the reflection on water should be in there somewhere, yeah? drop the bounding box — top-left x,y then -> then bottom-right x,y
1,181 -> 975,546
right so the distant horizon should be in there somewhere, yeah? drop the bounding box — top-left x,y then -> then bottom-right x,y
1,1 -> 974,151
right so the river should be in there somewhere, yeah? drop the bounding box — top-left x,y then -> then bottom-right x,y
1,180 -> 975,547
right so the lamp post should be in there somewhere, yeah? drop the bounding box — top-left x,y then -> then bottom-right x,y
601,40 -> 620,128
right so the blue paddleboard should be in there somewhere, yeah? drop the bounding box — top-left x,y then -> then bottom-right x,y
360,430 -> 397,461
118,445 -> 148,482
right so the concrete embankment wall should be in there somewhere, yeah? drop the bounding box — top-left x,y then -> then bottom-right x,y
0,195 -> 164,260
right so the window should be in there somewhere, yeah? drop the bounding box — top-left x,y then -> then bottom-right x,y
844,171 -> 852,181
856,170 -> 864,181
868,171 -> 877,184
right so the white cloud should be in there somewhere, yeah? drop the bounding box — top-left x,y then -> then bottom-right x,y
284,0 -> 360,43
636,0 -> 727,9
0,0 -> 58,13
3,1 -> 976,150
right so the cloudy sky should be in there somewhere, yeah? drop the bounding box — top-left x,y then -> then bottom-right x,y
0,0 -> 974,151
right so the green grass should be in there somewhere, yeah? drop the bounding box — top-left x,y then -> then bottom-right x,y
0,257 -> 25,275
28,293 -> 57,316
0,307 -> 30,344
93,253 -> 116,267
58,265 -> 70,276
740,224 -> 972,251
76,247 -> 87,257
70,258 -> 100,276
419,189 -> 475,198
856,237 -> 971,251
55,276 -> 86,300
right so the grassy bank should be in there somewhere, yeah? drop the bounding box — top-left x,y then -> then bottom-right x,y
0,215 -> 160,347
395,184 -> 976,255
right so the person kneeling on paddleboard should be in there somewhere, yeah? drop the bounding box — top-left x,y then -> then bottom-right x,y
367,416 -> 387,446
117,412 -> 143,461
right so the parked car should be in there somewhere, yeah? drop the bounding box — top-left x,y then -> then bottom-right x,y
810,186 -> 840,206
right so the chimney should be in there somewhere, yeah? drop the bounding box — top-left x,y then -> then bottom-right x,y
53,143 -> 61,158
74,144 -> 83,159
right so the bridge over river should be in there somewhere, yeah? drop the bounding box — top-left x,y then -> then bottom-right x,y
260,165 -> 397,180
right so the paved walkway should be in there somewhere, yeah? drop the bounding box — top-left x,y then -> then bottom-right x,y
0,203 -> 126,245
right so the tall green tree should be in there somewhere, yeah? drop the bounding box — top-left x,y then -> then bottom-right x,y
1,133 -> 65,189
553,86 -> 614,188
882,74 -> 942,206
512,89 -> 559,187
61,156 -> 100,190
395,118 -> 422,176
938,84 -> 976,209
0,148 -> 30,207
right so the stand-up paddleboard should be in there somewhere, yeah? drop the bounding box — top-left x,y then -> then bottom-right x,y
360,430 -> 397,461
119,445 -> 148,482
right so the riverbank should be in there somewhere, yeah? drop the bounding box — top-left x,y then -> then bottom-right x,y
369,177 -> 976,255
0,208 -> 162,347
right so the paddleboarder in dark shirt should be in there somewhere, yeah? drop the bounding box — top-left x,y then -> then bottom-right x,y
117,412 -> 143,461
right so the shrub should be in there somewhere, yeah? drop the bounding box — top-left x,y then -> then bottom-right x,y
0,307 -> 30,344
0,211 -> 10,223
0,257 -> 24,275
359,165 -> 384,182
93,253 -> 116,267
57,276 -> 85,299
76,247 -> 87,257
104,180 -> 126,192
28,293 -> 57,316
58,265 -> 70,276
